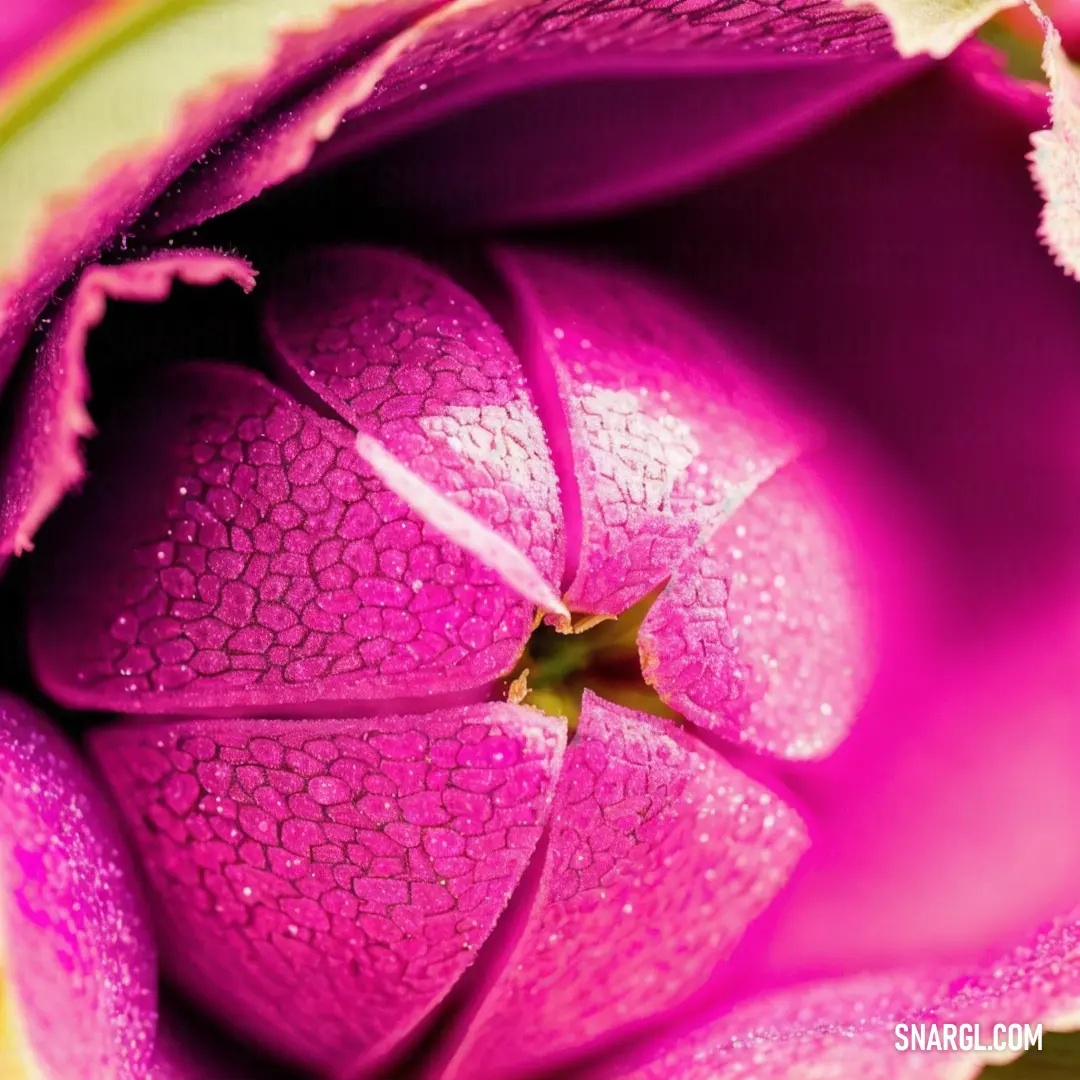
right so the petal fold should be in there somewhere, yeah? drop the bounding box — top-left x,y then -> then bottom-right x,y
437,691 -> 807,1080
0,694 -> 156,1080
262,245 -> 564,613
354,433 -> 569,619
493,246 -> 803,621
639,462 -> 872,759
0,249 -> 256,563
89,703 -> 565,1076
153,0 -> 909,235
30,361 -> 544,713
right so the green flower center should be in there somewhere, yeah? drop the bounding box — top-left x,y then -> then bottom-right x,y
506,591 -> 677,729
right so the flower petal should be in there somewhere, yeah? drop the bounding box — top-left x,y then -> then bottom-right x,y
639,461 -> 872,759
317,62 -> 921,231
0,693 -> 156,1080
88,703 -> 565,1076
0,0 -> 426,400
492,246 -> 804,621
640,61 -> 1080,969
262,245 -> 564,614
435,691 -> 807,1080
30,360 -> 547,713
0,250 -> 256,565
354,431 -> 569,618
152,0 -> 910,235
599,906 -> 1080,1079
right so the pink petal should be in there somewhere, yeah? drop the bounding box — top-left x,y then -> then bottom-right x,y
30,361 -> 544,714
262,245 -> 564,615
601,907 -> 1080,1079
643,61 -> 1080,971
0,1 -> 426,410
639,461 -> 873,759
435,691 -> 807,1080
0,694 -> 156,1079
152,0 -> 911,235
354,433 -> 569,619
493,246 -> 804,620
0,250 -> 256,563
88,703 -> 565,1076
325,63 -> 920,230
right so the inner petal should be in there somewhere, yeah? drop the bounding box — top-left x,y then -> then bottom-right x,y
492,245 -> 804,621
639,459 -> 873,759
262,244 -> 564,602
88,703 -> 565,1077
434,691 -> 808,1080
29,361 -> 543,715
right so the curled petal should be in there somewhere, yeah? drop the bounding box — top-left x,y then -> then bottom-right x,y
0,250 -> 255,563
30,361 -> 544,713
437,691 -> 807,1080
600,906 -> 1080,1079
89,703 -> 565,1076
153,0 -> 910,235
0,694 -> 156,1080
639,462 -> 872,759
0,0 -> 427,398
493,246 -> 804,620
262,245 -> 564,614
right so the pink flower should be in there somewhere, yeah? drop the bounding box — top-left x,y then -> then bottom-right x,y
0,2 -> 1079,1078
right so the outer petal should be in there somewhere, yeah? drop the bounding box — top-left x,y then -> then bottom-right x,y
30,361 -> 543,713
151,0 -> 910,235
435,692 -> 808,1080
0,0 -> 429,396
0,694 -> 156,1080
639,461 -> 872,759
0,250 -> 256,563
88,703 -> 565,1076
598,906 -> 1080,1079
493,246 -> 803,621
639,62 -> 1080,970
262,245 -> 564,606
